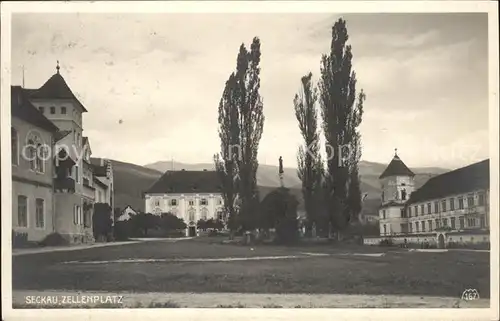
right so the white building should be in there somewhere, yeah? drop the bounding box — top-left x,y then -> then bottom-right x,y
117,205 -> 138,222
364,151 -> 490,248
144,169 -> 225,236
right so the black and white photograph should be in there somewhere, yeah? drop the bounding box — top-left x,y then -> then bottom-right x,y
1,1 -> 498,319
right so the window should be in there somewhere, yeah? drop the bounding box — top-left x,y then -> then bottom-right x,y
200,198 -> 208,206
17,195 -> 28,227
427,203 -> 431,215
421,221 -> 426,232
11,127 -> 18,165
36,143 -> 44,173
188,209 -> 195,222
428,220 -> 433,231
61,106 -> 67,114
154,199 -> 160,207
383,225 -> 387,235
478,193 -> 485,206
435,218 -> 440,229
35,198 -> 44,228
50,106 -> 56,114
414,206 -> 418,216
401,189 -> 407,200
74,205 -> 79,225
467,194 -> 475,207
480,216 -> 486,228
400,208 -> 405,218
382,210 -> 386,219
467,218 -> 475,228
420,204 -> 424,215
171,199 -> 177,206
434,201 -> 439,213
27,139 -> 36,171
449,198 -> 455,211
459,216 -> 465,229
408,207 -> 412,217
451,217 -> 456,229
74,166 -> 79,183
441,200 -> 447,212
415,222 -> 420,233
442,218 -> 448,227
458,196 -> 464,209
189,199 -> 194,206
201,208 -> 208,220
39,107 -> 45,113
217,198 -> 223,205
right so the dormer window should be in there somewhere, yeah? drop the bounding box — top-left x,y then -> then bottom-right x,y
39,107 -> 45,114
200,198 -> 208,206
61,106 -> 67,114
50,106 -> 56,114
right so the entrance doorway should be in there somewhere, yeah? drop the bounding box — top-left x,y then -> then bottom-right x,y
438,234 -> 445,249
188,226 -> 196,237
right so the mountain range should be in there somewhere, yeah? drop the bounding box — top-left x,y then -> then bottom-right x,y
111,159 -> 448,217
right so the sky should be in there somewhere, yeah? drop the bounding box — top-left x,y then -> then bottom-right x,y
11,12 -> 489,169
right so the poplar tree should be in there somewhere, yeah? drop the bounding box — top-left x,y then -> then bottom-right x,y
318,18 -> 365,239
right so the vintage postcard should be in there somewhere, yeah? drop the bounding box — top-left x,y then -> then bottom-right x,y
1,1 -> 498,321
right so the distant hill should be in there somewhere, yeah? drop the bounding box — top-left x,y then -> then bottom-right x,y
110,160 -> 163,212
112,159 -> 447,216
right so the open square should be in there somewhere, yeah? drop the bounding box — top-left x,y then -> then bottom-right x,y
12,238 -> 490,308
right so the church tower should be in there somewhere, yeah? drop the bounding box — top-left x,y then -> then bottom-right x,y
378,149 -> 415,236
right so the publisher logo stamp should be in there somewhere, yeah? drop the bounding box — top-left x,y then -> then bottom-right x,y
461,289 -> 480,301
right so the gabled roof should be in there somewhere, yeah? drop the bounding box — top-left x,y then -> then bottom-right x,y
407,159 -> 489,205
379,154 -> 415,179
145,170 -> 222,194
26,72 -> 88,112
11,86 -> 59,133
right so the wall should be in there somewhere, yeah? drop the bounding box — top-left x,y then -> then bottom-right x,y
363,232 -> 490,246
12,181 -> 54,241
11,117 -> 55,242
54,192 -> 93,243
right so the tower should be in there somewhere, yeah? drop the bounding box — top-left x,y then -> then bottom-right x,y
378,149 -> 415,236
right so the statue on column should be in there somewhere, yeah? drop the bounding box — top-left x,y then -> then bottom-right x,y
279,156 -> 284,188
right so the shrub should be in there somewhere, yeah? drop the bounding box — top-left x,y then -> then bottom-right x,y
12,230 -> 29,248
39,233 -> 69,247
378,238 -> 393,247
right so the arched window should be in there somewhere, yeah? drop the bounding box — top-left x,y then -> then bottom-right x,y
11,127 -> 18,165
188,208 -> 195,222
27,139 -> 36,171
36,143 -> 44,173
201,208 -> 208,220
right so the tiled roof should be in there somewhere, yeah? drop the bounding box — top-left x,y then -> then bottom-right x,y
379,155 -> 415,179
145,170 -> 222,194
11,86 -> 59,133
407,159 -> 489,205
26,73 -> 88,112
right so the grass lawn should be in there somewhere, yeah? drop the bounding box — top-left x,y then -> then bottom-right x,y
12,238 -> 490,298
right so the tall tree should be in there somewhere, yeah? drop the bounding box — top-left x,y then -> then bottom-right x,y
318,18 -> 365,239
294,72 -> 322,236
234,38 -> 265,231
214,73 -> 240,233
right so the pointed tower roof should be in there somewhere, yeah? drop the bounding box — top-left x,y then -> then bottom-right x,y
379,149 -> 415,179
28,62 -> 88,112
